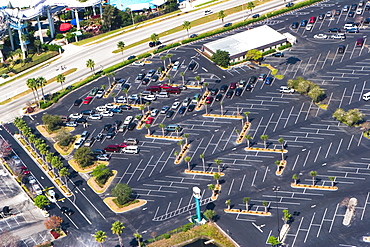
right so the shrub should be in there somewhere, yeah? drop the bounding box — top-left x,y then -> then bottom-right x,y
55,33 -> 64,39
57,132 -> 75,147
278,43 -> 292,50
162,233 -> 171,239
262,49 -> 276,56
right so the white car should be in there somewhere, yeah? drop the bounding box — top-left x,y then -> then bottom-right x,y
133,61 -> 144,66
128,94 -> 139,100
279,86 -> 295,93
105,103 -> 116,109
95,90 -> 104,98
32,184 -> 43,195
330,34 -> 345,39
143,95 -> 157,101
46,189 -> 56,203
151,109 -> 159,117
172,101 -> 181,110
124,116 -> 133,125
101,111 -> 114,117
96,106 -> 107,112
97,154 -> 111,161
313,34 -> 327,39
305,24 -> 313,31
357,8 -> 363,15
74,137 -> 85,149
115,96 -> 127,103
88,114 -> 103,120
65,121 -> 78,127
28,176 -> 37,184
182,97 -> 191,106
69,113 -> 82,119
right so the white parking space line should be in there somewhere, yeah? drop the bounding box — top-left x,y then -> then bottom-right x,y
251,170 -> 257,187
302,150 -> 311,167
361,192 -> 370,221
284,106 -> 294,128
321,50 -> 331,69
329,203 -> 340,233
291,217 -> 304,247
273,109 -> 284,132
313,146 -> 321,163
227,179 -> 235,196
316,207 -> 327,237
346,135 -> 354,150
336,138 -> 343,154
239,174 -> 246,191
303,212 -> 316,243
312,53 -> 321,73
262,166 -> 269,183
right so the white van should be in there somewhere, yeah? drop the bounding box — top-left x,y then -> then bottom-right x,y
343,23 -> 355,30
156,92 -> 169,98
172,61 -> 180,71
122,145 -> 139,154
363,92 -> 370,101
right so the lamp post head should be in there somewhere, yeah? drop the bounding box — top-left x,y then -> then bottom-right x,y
192,186 -> 201,199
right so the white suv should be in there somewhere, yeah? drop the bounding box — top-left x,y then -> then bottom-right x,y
279,86 -> 295,93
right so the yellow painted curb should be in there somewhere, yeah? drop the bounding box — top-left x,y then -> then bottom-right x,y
145,134 -> 182,140
103,198 -> 147,213
203,114 -> 243,119
290,183 -> 338,190
236,122 -> 251,144
245,147 -> 288,153
184,170 -> 225,176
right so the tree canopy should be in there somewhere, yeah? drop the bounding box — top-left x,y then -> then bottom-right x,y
211,50 -> 230,68
73,147 -> 94,168
245,49 -> 262,61
42,114 -> 61,132
112,183 -> 133,205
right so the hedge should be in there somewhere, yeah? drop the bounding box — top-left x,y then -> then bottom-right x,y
278,43 -> 292,50
262,49 -> 276,56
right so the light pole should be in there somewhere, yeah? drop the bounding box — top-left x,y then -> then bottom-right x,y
193,186 -> 202,223
272,186 -> 280,240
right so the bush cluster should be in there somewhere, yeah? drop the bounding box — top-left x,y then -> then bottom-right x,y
262,49 -> 276,56
74,147 -> 94,168
332,108 -> 364,126
145,223 -> 195,244
287,77 -> 325,103
278,43 -> 292,50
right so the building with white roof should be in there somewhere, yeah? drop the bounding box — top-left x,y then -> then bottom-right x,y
203,25 -> 290,63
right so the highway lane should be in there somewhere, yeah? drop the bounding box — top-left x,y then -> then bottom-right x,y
0,0 -> 297,123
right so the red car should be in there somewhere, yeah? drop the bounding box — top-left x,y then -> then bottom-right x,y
145,117 -> 155,124
205,96 -> 213,104
83,96 -> 93,104
230,82 -> 237,89
118,143 -> 129,148
160,84 -> 172,89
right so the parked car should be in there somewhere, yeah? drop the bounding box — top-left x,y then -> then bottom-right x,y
65,121 -> 78,127
235,88 -> 243,96
230,82 -> 237,89
291,22 -> 299,29
226,90 -> 234,98
74,99 -> 82,106
210,88 -> 219,96
220,85 -> 228,93
95,89 -> 104,98
166,110 -> 175,118
178,106 -> 187,114
223,23 -> 232,27
249,76 -> 257,84
264,77 -> 274,85
83,96 -> 93,104
215,94 -> 223,101
151,109 -> 159,117
205,96 -> 213,104
160,106 -> 170,114
119,105 -> 132,110
258,74 -> 267,81
172,101 -> 181,110
127,122 -> 137,130
96,133 -> 104,141
300,20 -> 308,27
81,110 -> 95,115
279,86 -> 295,93
145,117 -> 155,124
88,114 -> 102,120
147,69 -> 156,78
272,52 -> 284,57
313,34 -> 328,39
188,104 -> 196,112
151,75 -> 159,82
60,207 -> 74,216
97,154 -> 111,161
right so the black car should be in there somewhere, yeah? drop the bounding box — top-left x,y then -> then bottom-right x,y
127,55 -> 136,60
318,14 -> 325,20
110,107 -> 122,113
122,84 -> 130,91
210,88 -> 219,96
114,120 -> 123,127
93,149 -> 105,155
178,106 -> 186,114
61,207 -> 74,216
190,34 -> 198,38
226,91 -> 234,98
248,76 -> 257,84
328,28 -> 341,32
127,122 -> 137,130
252,14 -> 260,18
106,127 -> 116,139
235,88 -> 243,96
119,105 -> 132,110
351,4 -> 357,10
245,84 -> 253,91
81,110 -> 95,115
74,99 -> 82,106
338,45 -> 345,54
155,41 -> 162,46
149,41 -> 155,47
215,94 -> 223,102
103,124 -> 112,131
347,28 -> 359,33
136,73 -> 145,81
364,17 -> 370,24
96,133 -> 104,142
188,62 -> 196,70
272,52 -> 284,57
220,85 -> 228,93
142,78 -> 150,85
348,11 -> 354,17
75,117 -> 87,123
291,22 -> 299,29
166,110 -> 174,118
188,104 -> 195,112
335,9 -> 341,16
151,74 -> 159,82
286,2 -> 294,7
223,23 -> 232,27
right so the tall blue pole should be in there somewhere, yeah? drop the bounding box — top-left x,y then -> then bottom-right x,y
195,197 -> 201,222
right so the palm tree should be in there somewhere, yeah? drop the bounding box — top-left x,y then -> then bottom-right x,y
244,135 -> 252,147
174,151 -> 179,158
203,82 -> 209,92
117,41 -> 125,61
246,2 -> 255,13
59,167 -> 70,186
36,77 -> 47,101
34,39 -> 41,54
167,75 -> 171,84
243,197 -> 250,211
94,230 -> 107,247
26,78 -> 39,104
278,138 -> 285,160
184,156 -> 191,170
150,33 -> 159,43
218,10 -> 226,23
329,176 -> 336,187
262,201 -> 268,213
292,174 -> 298,185
134,233 -> 142,247
159,123 -> 166,136
183,133 -> 189,145
45,152 -> 54,169
260,135 -> 268,149
282,209 -> 291,224
165,53 -> 173,66
145,124 -> 151,136
200,153 -> 206,172
56,74 -> 65,90
160,56 -> 166,68
139,105 -> 145,116
214,159 -> 222,173
244,111 -> 251,123
225,199 -> 231,210
182,21 -> 191,38
275,160 -> 281,172
194,75 -> 201,86
220,102 -> 224,115
310,171 -> 317,186
178,140 -> 184,150
214,172 -> 221,185
180,72 -> 185,85
111,221 -> 125,247
86,59 -> 95,75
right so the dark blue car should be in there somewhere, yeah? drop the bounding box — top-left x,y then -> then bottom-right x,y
264,77 -> 274,85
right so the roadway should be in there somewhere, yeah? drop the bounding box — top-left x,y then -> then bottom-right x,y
0,0 -> 301,123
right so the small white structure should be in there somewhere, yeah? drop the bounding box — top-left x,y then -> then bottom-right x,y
203,25 -> 293,63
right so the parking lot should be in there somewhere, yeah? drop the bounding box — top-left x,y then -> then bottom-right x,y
20,0 -> 370,246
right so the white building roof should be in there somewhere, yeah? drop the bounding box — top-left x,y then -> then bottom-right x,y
205,25 -> 287,57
